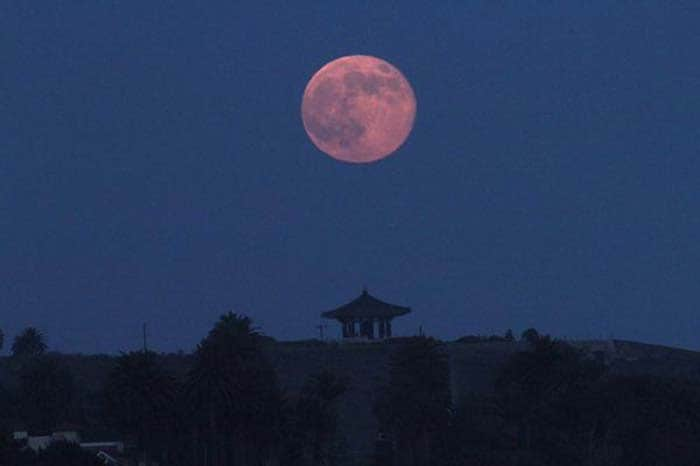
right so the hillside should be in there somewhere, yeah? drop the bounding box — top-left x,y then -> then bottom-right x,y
2,338 -> 700,462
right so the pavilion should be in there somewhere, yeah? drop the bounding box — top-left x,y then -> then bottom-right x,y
322,289 -> 411,340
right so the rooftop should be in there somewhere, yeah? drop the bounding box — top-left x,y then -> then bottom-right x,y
322,289 -> 411,320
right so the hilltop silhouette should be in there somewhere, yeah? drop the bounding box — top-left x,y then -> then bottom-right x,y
2,318 -> 700,465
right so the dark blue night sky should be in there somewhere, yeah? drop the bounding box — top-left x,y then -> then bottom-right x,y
2,2 -> 700,353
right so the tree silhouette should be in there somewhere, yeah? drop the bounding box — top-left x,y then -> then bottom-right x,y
184,312 -> 283,466
520,328 -> 540,345
494,337 -> 606,464
0,382 -> 16,430
374,337 -> 451,466
496,337 -> 604,415
567,375 -> 700,466
11,327 -> 47,362
102,350 -> 178,466
18,356 -> 74,432
291,370 -> 348,466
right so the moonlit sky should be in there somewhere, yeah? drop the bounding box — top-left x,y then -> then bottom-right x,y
2,2 -> 700,353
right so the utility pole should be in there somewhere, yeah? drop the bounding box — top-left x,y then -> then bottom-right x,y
142,323 -> 148,353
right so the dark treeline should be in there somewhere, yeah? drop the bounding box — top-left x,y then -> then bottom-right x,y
0,316 -> 348,466
2,321 -> 700,465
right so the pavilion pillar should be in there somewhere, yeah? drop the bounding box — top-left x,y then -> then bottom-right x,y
359,319 -> 374,339
378,319 -> 386,339
386,319 -> 392,338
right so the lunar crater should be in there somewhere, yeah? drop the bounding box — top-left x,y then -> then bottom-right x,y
301,55 -> 415,163
343,71 -> 384,96
377,63 -> 391,73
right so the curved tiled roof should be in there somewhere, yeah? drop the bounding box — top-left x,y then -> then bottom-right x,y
322,290 -> 411,319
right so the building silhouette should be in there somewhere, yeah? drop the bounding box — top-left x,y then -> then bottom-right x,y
322,289 -> 411,340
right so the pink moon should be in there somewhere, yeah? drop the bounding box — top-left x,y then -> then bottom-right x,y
301,55 -> 417,164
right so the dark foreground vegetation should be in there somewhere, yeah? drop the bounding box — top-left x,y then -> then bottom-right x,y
1,321 -> 700,466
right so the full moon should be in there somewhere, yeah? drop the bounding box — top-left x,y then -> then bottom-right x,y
301,55 -> 416,164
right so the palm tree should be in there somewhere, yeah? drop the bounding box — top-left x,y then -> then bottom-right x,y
184,312 -> 283,466
494,337 -> 605,461
18,355 -> 74,432
374,337 -> 451,466
294,370 -> 347,466
102,350 -> 178,466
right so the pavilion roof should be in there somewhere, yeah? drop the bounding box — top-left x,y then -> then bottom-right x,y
322,290 -> 411,320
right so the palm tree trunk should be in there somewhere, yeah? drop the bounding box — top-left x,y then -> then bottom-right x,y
208,406 -> 218,466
